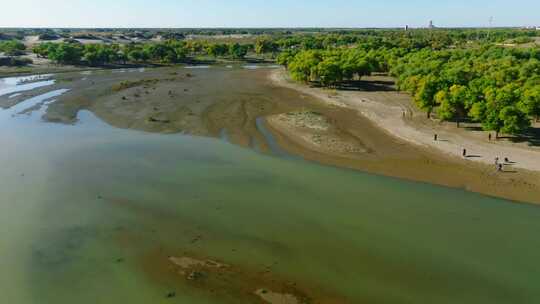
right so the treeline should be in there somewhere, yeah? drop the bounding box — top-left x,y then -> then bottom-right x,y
278,48 -> 393,86
0,40 -> 31,66
262,29 -> 539,53
277,41 -> 540,136
393,46 -> 540,136
31,40 -> 257,66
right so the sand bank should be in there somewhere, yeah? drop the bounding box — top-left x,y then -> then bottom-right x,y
268,69 -> 540,204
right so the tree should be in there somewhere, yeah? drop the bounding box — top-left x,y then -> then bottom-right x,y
0,40 -> 26,56
499,106 -> 530,135
288,50 -> 322,82
144,44 -> 172,62
276,50 -> 296,68
519,59 -> 540,80
520,85 -> 540,121
414,75 -> 440,118
185,41 -> 204,54
167,40 -> 188,61
435,90 -> 455,121
436,85 -> 469,126
47,42 -> 83,64
205,44 -> 228,57
83,44 -> 119,66
229,43 -> 248,59
127,49 -> 147,62
479,84 -> 528,137
340,49 -> 372,80
255,38 -> 278,55
315,57 -> 343,86
32,43 -> 52,58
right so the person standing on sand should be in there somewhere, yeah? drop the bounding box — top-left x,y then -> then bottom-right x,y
434,134 -> 438,141
462,149 -> 467,157
495,157 -> 499,165
489,133 -> 492,141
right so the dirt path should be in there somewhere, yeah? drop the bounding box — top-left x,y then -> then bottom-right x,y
270,69 -> 540,173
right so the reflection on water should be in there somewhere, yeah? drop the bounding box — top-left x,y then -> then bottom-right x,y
1,74 -> 540,304
256,117 -> 296,159
185,65 -> 211,69
0,75 -> 55,96
8,89 -> 69,117
242,64 -> 281,70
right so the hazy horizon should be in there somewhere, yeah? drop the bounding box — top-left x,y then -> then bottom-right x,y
1,0 -> 539,29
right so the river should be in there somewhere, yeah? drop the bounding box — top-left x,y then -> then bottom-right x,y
0,71 -> 539,304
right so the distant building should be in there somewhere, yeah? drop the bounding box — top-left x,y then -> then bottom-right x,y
428,20 -> 435,29
405,25 -> 409,31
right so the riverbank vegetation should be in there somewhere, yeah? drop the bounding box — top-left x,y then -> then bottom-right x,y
271,30 -> 540,137
32,40 -> 253,66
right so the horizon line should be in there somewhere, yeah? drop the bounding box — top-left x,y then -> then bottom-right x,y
0,26 -> 535,30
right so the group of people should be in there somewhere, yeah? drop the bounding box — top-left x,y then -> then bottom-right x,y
433,133 -> 512,173
495,157 -> 511,172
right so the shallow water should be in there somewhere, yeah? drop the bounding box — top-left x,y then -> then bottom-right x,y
8,89 -> 69,116
242,64 -> 281,69
185,65 -> 211,69
1,73 -> 540,304
0,74 -> 55,96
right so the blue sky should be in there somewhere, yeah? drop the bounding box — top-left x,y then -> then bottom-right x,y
1,0 -> 539,28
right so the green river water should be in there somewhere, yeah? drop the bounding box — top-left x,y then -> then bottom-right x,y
1,71 -> 539,304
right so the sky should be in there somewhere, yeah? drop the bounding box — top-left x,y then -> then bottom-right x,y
1,0 -> 539,28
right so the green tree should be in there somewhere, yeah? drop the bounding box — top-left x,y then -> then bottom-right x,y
520,85 -> 540,121
499,106 -> 531,135
276,50 -> 296,68
288,50 -> 322,82
340,49 -> 372,80
205,44 -> 228,57
0,40 -> 26,56
228,43 -> 248,59
83,44 -> 119,66
414,75 -> 440,118
315,57 -> 343,86
47,43 -> 83,64
479,84 -> 527,137
128,49 -> 147,62
32,43 -> 52,58
255,38 -> 278,55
